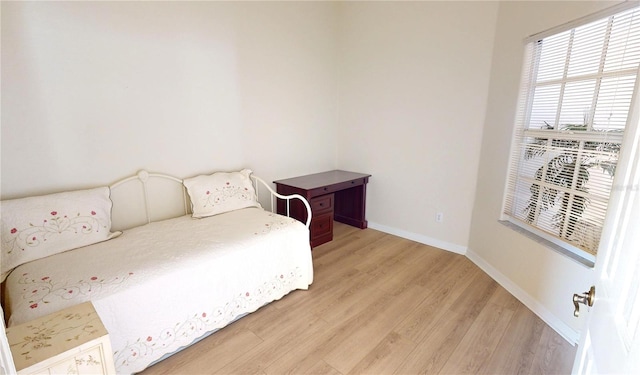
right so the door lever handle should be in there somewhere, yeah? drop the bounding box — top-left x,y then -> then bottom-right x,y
573,286 -> 595,317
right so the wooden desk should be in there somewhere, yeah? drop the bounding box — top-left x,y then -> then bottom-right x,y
274,170 -> 371,247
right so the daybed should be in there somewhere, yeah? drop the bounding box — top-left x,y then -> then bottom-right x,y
1,169 -> 313,374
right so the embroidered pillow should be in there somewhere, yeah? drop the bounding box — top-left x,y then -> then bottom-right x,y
183,169 -> 262,218
1,187 -> 118,281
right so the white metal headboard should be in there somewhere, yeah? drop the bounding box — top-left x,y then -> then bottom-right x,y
109,170 -> 189,232
109,170 -> 311,232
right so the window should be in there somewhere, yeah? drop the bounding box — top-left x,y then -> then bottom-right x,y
503,4 -> 640,262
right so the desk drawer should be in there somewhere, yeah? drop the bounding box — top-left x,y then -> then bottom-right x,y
309,178 -> 367,198
311,212 -> 333,246
310,194 -> 333,215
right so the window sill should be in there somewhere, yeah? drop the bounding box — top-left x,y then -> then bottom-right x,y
499,220 -> 595,268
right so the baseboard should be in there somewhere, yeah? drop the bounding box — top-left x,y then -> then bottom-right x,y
466,248 -> 580,345
365,221 -> 579,345
367,221 -> 467,255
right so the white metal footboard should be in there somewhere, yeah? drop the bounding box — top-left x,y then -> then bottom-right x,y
108,170 -> 312,231
251,175 -> 312,228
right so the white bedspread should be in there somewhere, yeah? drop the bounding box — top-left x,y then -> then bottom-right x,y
4,207 -> 313,374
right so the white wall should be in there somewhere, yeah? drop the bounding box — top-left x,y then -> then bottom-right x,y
467,0 -> 623,342
2,1 -> 500,253
336,1 -> 499,252
1,1 -> 338,199
3,0 -> 618,345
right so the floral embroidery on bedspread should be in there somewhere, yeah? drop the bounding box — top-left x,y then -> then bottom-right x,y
4,210 -> 108,254
253,213 -> 297,235
113,267 -> 305,371
16,272 -> 134,310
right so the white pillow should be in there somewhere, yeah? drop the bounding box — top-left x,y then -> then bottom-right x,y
1,187 -> 118,281
183,169 -> 261,218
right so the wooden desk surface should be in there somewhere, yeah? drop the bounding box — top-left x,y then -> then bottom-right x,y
273,170 -> 371,190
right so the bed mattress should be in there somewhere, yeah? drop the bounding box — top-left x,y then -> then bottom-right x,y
3,207 -> 313,374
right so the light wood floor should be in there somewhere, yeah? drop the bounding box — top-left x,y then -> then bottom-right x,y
142,223 -> 577,375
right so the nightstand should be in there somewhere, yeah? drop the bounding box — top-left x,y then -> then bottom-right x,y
6,301 -> 116,375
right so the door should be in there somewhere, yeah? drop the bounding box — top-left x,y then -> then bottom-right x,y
572,97 -> 640,374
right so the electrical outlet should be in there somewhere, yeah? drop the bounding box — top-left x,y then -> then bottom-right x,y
436,212 -> 444,223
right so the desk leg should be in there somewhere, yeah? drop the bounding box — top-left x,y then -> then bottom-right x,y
334,184 -> 368,229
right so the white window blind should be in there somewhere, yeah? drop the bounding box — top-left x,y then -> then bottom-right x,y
503,4 -> 640,261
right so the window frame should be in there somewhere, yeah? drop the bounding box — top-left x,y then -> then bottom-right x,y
501,2 -> 640,265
